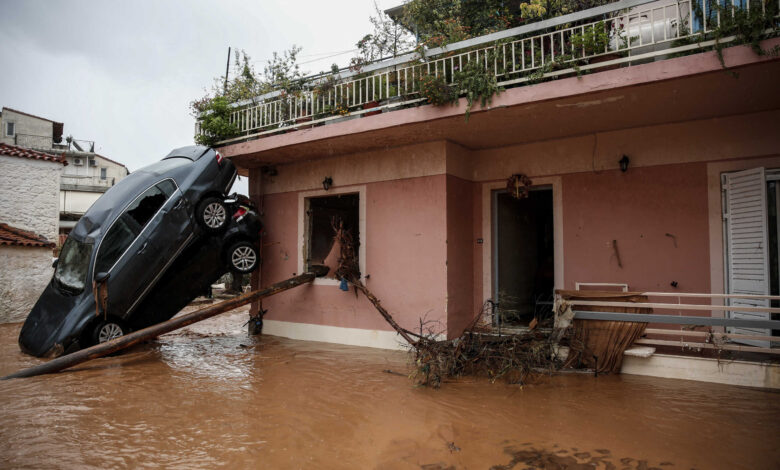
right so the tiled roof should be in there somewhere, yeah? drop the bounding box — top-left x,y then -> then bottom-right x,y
0,223 -> 55,248
0,143 -> 67,165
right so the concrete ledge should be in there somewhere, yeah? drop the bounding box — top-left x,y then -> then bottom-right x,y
262,320 -> 409,351
621,353 -> 780,389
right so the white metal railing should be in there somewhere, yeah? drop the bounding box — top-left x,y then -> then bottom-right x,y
202,0 -> 778,143
556,290 -> 780,355
61,175 -> 114,188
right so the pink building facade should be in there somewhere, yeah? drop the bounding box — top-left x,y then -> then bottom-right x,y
220,39 -> 780,351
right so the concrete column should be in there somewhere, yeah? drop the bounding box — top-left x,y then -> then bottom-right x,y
248,168 -> 264,335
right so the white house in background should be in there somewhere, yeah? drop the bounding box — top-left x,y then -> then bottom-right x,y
59,153 -> 129,241
0,107 -> 66,151
0,143 -> 66,323
1,106 -> 130,241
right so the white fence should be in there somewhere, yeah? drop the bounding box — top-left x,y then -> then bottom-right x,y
200,0 -> 778,143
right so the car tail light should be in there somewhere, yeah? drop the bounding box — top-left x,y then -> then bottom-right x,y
215,151 -> 224,166
233,206 -> 247,221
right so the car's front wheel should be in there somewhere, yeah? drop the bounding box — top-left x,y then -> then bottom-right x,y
197,197 -> 228,232
227,241 -> 259,274
92,319 -> 126,345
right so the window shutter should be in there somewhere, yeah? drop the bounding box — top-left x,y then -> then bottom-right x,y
723,167 -> 771,347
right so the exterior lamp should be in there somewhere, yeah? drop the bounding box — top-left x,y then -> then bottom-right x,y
322,177 -> 333,191
619,155 -> 630,172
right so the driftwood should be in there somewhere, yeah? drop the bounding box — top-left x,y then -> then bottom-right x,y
2,271 -> 320,380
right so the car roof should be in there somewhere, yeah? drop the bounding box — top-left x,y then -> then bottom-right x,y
69,147 -> 211,243
164,145 -> 211,161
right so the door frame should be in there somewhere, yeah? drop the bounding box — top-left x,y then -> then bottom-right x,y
481,176 -> 564,308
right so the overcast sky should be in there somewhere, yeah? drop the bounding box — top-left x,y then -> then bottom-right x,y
1,0 -> 398,193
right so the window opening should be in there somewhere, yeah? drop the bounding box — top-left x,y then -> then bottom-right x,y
305,193 -> 359,275
6,122 -> 14,137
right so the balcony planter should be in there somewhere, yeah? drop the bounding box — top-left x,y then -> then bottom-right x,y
362,101 -> 382,117
588,53 -> 624,72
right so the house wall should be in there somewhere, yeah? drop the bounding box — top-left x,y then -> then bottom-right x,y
243,109 -> 780,347
0,246 -> 52,323
0,154 -> 62,242
60,190 -> 101,214
0,109 -> 54,148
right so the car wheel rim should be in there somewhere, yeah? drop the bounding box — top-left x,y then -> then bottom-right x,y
204,202 -> 226,228
232,246 -> 256,271
98,323 -> 123,343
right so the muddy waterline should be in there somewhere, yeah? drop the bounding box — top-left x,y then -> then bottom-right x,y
1,306 -> 778,469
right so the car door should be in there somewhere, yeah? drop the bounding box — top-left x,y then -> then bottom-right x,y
147,179 -> 194,263
94,183 -> 171,318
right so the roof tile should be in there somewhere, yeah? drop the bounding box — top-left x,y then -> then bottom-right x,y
0,143 -> 67,165
0,223 -> 55,248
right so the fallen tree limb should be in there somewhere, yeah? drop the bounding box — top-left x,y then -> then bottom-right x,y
2,272 -> 319,380
351,281 -> 419,346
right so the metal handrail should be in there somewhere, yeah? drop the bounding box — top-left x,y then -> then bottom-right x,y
202,0 -> 778,143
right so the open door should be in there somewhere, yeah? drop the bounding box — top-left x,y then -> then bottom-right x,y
723,167 -> 771,347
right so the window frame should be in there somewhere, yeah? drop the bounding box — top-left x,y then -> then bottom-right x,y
298,185 -> 366,286
100,167 -> 107,180
5,121 -> 15,137
92,177 -> 180,277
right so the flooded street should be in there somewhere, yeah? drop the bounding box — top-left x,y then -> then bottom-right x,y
1,307 -> 778,469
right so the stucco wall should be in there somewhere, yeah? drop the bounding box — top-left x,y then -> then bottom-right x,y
0,246 -> 52,323
561,162 -> 711,293
0,154 -> 62,242
259,175 -> 449,335
446,174 -> 477,337
0,109 -> 54,148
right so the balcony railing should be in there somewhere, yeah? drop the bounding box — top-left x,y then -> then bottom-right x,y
61,175 -> 115,189
203,0 -> 778,144
14,133 -> 67,151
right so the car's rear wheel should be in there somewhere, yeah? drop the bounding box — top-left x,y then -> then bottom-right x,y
92,319 -> 126,345
227,241 -> 259,274
197,197 -> 228,232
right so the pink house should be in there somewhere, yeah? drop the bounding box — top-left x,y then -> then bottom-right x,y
210,0 -> 780,384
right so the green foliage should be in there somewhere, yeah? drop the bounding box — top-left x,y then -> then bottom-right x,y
693,0 -> 780,69
350,2 -> 415,71
453,59 -> 502,121
193,96 -> 240,146
415,72 -> 457,106
570,21 -> 611,56
191,47 -> 304,144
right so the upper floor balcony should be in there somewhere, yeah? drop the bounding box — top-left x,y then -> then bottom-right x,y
199,0 -> 779,149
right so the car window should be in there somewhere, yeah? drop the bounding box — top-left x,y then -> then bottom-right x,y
95,216 -> 137,274
126,185 -> 167,228
156,179 -> 177,198
54,237 -> 93,294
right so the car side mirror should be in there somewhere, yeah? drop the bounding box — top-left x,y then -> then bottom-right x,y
95,272 -> 110,283
51,258 -> 58,268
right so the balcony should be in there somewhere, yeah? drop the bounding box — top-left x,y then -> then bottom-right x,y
200,0 -> 779,146
60,175 -> 115,192
14,133 -> 68,151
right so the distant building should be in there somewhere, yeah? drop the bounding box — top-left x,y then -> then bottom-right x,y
0,107 -> 66,151
59,153 -> 129,241
1,107 -> 129,240
0,144 -> 66,323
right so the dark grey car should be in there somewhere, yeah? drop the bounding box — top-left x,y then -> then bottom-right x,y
19,146 -> 262,357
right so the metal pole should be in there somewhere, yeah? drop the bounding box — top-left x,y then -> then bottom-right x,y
224,46 -> 231,95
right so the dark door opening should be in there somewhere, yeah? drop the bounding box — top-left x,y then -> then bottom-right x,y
494,188 -> 554,327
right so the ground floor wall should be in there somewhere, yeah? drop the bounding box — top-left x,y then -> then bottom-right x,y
246,108 -> 780,346
0,246 -> 52,323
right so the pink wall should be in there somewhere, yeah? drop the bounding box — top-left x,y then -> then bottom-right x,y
259,175 -> 449,334
562,162 -> 711,293
446,175 -> 477,337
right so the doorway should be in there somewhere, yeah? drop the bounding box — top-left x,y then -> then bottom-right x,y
493,188 -> 555,327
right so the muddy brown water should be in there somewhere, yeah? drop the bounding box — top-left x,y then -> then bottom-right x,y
1,307 -> 778,469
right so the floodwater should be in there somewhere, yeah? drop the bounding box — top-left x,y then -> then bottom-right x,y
1,307 -> 778,470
